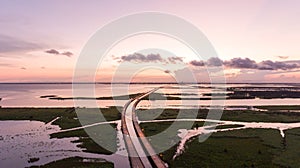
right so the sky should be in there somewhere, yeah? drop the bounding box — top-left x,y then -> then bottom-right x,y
0,0 -> 300,83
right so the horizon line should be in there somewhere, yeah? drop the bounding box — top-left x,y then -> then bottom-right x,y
0,82 -> 299,85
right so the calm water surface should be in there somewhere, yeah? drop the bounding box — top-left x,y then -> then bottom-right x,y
0,83 -> 299,108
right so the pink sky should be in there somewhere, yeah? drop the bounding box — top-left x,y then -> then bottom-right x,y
1,0 -> 300,83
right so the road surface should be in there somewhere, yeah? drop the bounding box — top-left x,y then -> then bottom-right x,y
121,88 -> 167,168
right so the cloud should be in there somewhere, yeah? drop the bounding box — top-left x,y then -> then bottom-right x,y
224,57 -> 257,69
118,53 -> 186,65
61,51 -> 73,57
189,60 -> 205,66
207,57 -> 223,66
45,49 -> 60,55
119,52 -> 300,72
168,56 -> 183,64
190,57 -> 300,71
223,57 -> 300,70
189,57 -> 222,67
283,60 -> 300,65
164,70 -> 171,73
120,53 -> 164,63
258,60 -> 299,70
45,49 -> 73,57
20,67 -> 26,70
0,34 -> 43,53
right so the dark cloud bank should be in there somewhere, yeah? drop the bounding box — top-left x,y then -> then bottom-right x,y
120,53 -> 163,63
119,53 -> 300,71
119,53 -> 183,64
190,57 -> 300,71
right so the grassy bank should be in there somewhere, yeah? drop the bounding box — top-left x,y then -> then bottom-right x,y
137,105 -> 300,123
0,107 -> 121,129
142,121 -> 300,167
138,107 -> 300,167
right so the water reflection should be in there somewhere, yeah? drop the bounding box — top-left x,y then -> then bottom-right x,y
0,120 -> 129,168
1,83 -> 300,108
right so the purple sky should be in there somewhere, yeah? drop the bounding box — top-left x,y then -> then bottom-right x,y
0,0 -> 300,82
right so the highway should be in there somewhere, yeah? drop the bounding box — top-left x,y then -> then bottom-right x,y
121,88 -> 167,168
